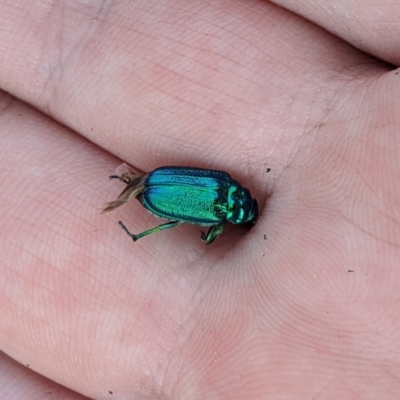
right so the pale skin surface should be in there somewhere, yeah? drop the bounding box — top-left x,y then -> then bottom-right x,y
0,0 -> 400,399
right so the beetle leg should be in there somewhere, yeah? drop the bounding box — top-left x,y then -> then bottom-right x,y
201,222 -> 225,245
118,220 -> 182,242
101,175 -> 148,214
109,174 -> 131,184
109,163 -> 142,184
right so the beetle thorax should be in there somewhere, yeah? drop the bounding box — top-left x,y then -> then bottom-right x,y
226,182 -> 257,225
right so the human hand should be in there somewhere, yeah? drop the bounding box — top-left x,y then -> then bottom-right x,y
1,1 -> 399,399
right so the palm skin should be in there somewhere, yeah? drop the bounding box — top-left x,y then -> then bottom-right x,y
0,1 -> 399,399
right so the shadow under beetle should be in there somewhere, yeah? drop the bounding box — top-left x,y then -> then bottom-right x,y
101,163 -> 258,244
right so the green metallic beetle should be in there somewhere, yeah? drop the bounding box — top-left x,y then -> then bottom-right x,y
101,163 -> 258,244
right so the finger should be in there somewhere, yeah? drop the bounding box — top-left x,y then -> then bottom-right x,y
0,1 -> 379,171
0,351 -> 90,400
274,0 -> 400,65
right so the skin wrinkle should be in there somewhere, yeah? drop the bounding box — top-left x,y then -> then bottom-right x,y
39,2 -> 111,93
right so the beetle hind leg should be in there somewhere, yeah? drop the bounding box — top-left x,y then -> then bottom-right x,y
118,220 -> 182,242
109,174 -> 131,184
101,175 -> 148,214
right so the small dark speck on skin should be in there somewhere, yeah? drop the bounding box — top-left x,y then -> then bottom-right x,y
348,270 -> 354,273
262,254 -> 265,257
266,168 -> 271,173
109,391 -> 113,394
264,234 -> 267,240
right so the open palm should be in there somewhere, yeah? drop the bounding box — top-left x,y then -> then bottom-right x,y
1,1 -> 399,399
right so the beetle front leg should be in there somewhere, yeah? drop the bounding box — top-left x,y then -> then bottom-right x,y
201,222 -> 225,245
118,220 -> 181,242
